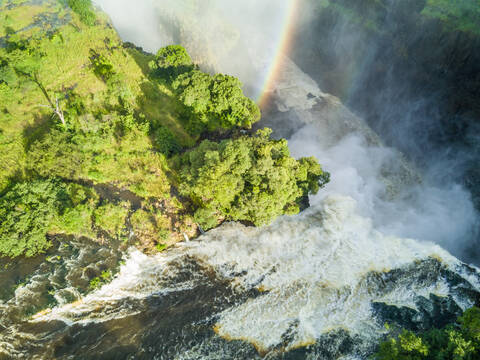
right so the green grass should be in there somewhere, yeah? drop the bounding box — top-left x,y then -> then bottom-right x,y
0,1 -> 194,193
0,4 -> 53,37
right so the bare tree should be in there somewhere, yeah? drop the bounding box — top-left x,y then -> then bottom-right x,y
38,96 -> 66,126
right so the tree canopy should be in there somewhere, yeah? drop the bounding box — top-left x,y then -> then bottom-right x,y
0,5 -> 328,260
149,45 -> 261,135
149,44 -> 194,78
172,70 -> 260,134
0,179 -> 69,258
63,0 -> 96,26
176,128 -> 329,229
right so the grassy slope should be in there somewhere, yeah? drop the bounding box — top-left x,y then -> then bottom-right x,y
0,0 -> 197,252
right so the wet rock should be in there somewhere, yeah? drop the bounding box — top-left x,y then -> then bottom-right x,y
371,258 -> 480,332
373,293 -> 462,332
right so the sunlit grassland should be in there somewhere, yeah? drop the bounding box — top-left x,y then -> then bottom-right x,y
0,0 -> 199,252
0,1 -> 194,193
0,4 -> 52,37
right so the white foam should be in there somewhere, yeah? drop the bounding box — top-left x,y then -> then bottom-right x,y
181,195 -> 457,350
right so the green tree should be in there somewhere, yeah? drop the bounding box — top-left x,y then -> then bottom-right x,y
375,330 -> 429,360
152,125 -> 182,156
64,0 -> 96,26
2,33 -> 68,126
373,307 -> 480,360
172,70 -> 260,134
50,183 -> 98,238
459,306 -> 480,343
0,179 -> 70,258
149,45 -> 194,78
0,57 -> 18,87
176,128 -> 329,229
89,49 -> 115,81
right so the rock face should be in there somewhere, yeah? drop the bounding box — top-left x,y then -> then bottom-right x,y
259,56 -> 383,146
257,54 -> 421,198
372,258 -> 480,332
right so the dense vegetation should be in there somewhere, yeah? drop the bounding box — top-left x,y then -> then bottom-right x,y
172,70 -> 261,134
0,0 -> 328,258
0,179 -> 69,257
373,307 -> 480,360
0,0 -> 193,257
63,0 -> 96,26
176,128 -> 329,229
422,0 -> 480,35
149,44 -> 194,78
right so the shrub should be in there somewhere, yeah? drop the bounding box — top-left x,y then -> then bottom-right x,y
89,49 -> 115,81
149,45 -> 194,78
130,208 -> 156,236
0,179 -> 70,257
54,204 -> 94,237
155,243 -> 167,252
89,270 -> 112,290
0,58 -> 18,87
50,183 -> 98,238
172,70 -> 260,134
66,0 -> 96,26
27,129 -> 87,180
176,128 -> 329,229
93,201 -> 129,239
62,90 -> 86,123
152,126 -> 182,156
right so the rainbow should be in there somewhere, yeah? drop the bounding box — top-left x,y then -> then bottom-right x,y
257,0 -> 300,107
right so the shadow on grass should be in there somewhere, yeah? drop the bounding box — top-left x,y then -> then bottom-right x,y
21,111 -> 55,152
121,45 -> 200,215
125,45 -> 197,149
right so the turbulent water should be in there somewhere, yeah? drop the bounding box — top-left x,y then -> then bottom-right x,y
2,197 -> 479,359
1,1 -> 480,359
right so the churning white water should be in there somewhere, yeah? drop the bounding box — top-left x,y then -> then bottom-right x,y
19,115 -> 479,356
188,196 -> 457,351
30,193 -> 476,354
